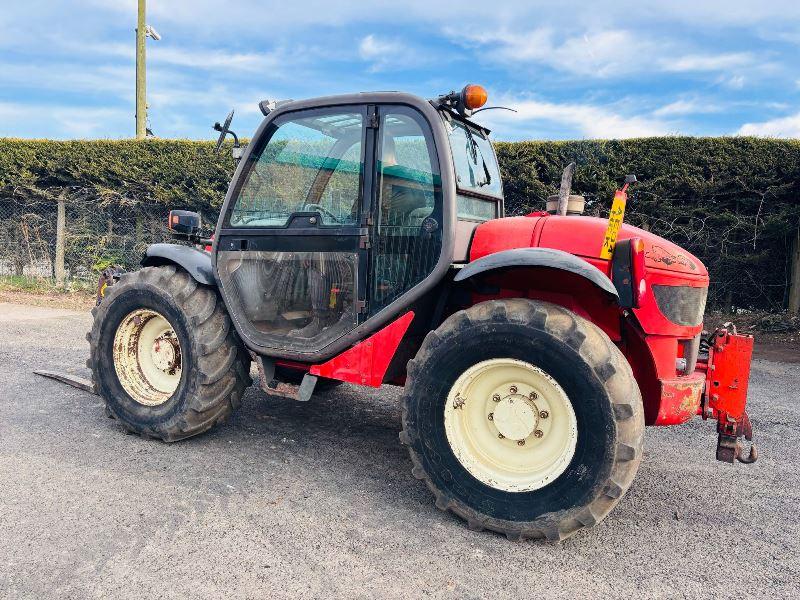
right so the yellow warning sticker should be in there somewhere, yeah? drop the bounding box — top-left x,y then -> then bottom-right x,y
600,190 -> 627,260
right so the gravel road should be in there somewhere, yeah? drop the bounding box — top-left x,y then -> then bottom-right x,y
1,302 -> 798,599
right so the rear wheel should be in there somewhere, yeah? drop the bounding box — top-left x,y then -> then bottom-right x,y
88,265 -> 251,442
112,308 -> 183,406
400,299 -> 644,541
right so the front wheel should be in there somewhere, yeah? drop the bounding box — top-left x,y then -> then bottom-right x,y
400,299 -> 644,541
87,265 -> 251,442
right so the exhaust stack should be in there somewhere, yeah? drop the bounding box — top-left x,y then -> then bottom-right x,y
547,194 -> 586,215
548,162 -> 584,215
556,162 -> 576,215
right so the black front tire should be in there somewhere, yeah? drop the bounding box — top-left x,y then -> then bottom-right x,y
400,299 -> 644,541
87,265 -> 251,442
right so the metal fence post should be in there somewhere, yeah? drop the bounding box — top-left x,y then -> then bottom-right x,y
55,195 -> 66,287
13,224 -> 25,277
789,226 -> 800,315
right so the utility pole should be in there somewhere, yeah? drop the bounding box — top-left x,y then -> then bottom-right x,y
135,0 -> 147,139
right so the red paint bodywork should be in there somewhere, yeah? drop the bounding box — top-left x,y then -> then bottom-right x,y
469,212 -> 729,428
310,311 -> 415,387
702,330 -> 755,422
657,373 -> 706,425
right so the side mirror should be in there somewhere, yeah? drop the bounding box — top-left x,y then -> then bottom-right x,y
168,210 -> 201,236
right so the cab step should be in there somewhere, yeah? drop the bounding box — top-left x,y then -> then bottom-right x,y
262,376 -> 317,402
251,354 -> 317,402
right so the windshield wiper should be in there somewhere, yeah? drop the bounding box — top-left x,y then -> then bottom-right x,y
478,157 -> 492,187
464,126 -> 492,187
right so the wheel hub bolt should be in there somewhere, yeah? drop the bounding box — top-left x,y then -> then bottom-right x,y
498,433 -> 505,439
534,430 -> 544,438
530,391 -> 538,400
492,394 -> 501,402
517,439 -> 525,446
488,412 -> 494,421
509,385 -> 518,394
539,410 -> 549,419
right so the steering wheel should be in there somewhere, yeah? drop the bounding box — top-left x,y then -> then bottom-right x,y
214,110 -> 235,154
302,203 -> 341,224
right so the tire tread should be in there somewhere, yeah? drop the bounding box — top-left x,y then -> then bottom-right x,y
87,266 -> 251,442
400,298 -> 645,541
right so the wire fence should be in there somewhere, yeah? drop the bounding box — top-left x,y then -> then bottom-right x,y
0,197 -> 182,288
1,193 -> 797,313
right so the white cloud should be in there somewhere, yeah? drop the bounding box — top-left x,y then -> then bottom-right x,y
653,100 -> 700,117
357,34 -> 430,72
52,107 -> 131,138
0,102 -> 130,139
448,28 -> 655,78
736,113 -> 800,137
87,0 -> 800,36
0,62 -> 133,98
661,52 -> 753,72
653,98 -> 723,117
152,47 -> 280,71
2,0 -> 798,139
53,38 -> 281,73
359,35 -> 403,60
447,27 -> 763,80
722,74 -> 746,89
481,96 -> 673,139
148,84 -> 265,117
0,102 -> 28,124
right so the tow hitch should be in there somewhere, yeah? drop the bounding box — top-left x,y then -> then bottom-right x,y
717,411 -> 757,464
699,325 -> 757,464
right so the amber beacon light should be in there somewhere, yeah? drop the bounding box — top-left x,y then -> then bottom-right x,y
461,84 -> 488,110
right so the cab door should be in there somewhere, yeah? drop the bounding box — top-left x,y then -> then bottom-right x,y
369,105 -> 444,315
215,106 -> 373,356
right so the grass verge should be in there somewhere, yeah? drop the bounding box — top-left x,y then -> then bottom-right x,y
0,276 -> 95,310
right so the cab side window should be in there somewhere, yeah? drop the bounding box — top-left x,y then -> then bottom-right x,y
229,111 -> 363,227
371,108 -> 442,314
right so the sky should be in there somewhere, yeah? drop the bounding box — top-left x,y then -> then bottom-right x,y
1,0 -> 800,141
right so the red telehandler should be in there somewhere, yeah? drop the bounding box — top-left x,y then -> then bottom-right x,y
56,85 -> 757,541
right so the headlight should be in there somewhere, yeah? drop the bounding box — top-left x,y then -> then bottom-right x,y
652,284 -> 708,326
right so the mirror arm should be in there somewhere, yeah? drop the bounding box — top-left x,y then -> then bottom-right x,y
170,231 -> 210,246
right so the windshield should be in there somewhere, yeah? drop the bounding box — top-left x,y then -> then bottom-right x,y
445,117 -> 503,199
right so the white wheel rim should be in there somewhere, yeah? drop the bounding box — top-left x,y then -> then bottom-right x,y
444,358 -> 578,493
113,309 -> 182,406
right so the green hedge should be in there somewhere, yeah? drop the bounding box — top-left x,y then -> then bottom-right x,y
0,139 -> 233,212
495,138 -> 800,310
1,137 -> 799,309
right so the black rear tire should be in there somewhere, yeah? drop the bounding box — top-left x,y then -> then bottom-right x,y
400,299 -> 644,541
87,265 -> 251,442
